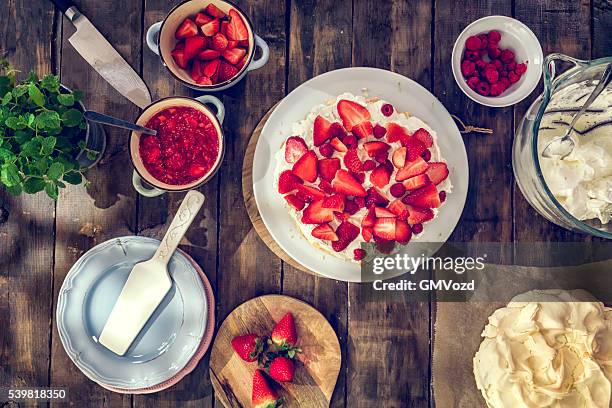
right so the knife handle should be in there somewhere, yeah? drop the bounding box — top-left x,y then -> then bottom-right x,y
49,0 -> 74,14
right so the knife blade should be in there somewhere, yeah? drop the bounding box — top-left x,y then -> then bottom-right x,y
51,0 -> 151,109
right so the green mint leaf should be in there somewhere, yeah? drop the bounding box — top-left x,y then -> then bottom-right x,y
44,181 -> 58,200
47,162 -> 64,180
86,150 -> 98,161
0,147 -> 14,162
2,91 -> 12,105
0,77 -> 12,97
14,129 -> 33,144
35,110 -> 61,130
23,176 -> 46,194
72,90 -> 84,102
26,71 -> 39,83
6,116 -> 26,130
61,108 -> 83,127
1,162 -> 20,187
41,136 -> 56,155
40,74 -> 60,93
6,184 -> 22,196
54,180 -> 66,188
20,140 -> 40,158
62,170 -> 82,185
13,85 -> 27,98
28,83 -> 45,107
57,93 -> 74,107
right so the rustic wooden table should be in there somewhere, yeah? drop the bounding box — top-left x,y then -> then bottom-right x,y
1,0 -> 610,407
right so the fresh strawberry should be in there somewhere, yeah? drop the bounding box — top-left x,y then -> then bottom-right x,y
332,221 -> 360,252
403,136 -> 427,161
292,151 -> 318,182
392,147 -> 407,168
201,18 -> 220,37
386,122 -> 410,144
311,224 -> 338,241
313,115 -> 332,146
302,199 -> 334,224
175,18 -> 198,39
318,179 -> 334,194
227,39 -> 239,49
284,136 -> 308,163
195,12 -> 213,26
222,47 -> 246,65
187,163 -> 207,178
365,187 -> 389,208
198,49 -> 221,60
329,137 -> 348,152
425,162 -> 449,185
334,211 -> 349,222
278,170 -> 302,194
217,61 -> 239,82
329,122 -> 347,139
345,199 -> 359,214
369,165 -> 391,189
190,59 -> 202,81
403,174 -> 429,191
332,169 -> 367,197
337,99 -> 371,131
231,334 -> 263,362
295,184 -> 325,202
268,356 -> 295,383
196,76 -> 212,85
272,313 -> 298,347
375,207 -> 396,218
373,217 -> 396,240
318,158 -> 340,181
413,128 -> 433,148
235,56 -> 248,70
171,48 -> 189,69
252,370 -> 280,408
403,184 -> 441,209
362,226 -> 373,242
226,9 -> 249,41
362,206 -> 376,228
202,58 -> 221,79
205,3 -> 226,18
211,33 -> 229,51
284,194 -> 305,211
406,205 -> 434,224
184,36 -> 207,61
395,157 -> 429,181
388,199 -> 409,220
343,149 -> 364,173
363,141 -> 390,157
322,193 -> 345,212
352,121 -> 373,139
395,220 -> 412,244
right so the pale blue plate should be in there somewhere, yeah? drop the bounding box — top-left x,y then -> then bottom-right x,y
56,236 -> 207,389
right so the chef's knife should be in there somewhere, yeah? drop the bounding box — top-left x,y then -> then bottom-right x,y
49,0 -> 152,109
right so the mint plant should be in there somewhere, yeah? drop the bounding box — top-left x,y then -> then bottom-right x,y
0,61 -> 94,199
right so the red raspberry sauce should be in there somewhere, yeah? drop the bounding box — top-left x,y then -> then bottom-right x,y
139,107 -> 220,185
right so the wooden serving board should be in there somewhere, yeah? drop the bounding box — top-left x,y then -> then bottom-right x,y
241,105 -> 319,277
209,295 -> 341,408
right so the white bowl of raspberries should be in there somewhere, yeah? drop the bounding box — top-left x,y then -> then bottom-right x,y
452,15 -> 543,107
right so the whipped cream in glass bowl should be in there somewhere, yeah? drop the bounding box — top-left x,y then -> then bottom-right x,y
513,53 -> 612,238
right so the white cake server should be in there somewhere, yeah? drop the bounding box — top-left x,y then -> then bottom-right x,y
99,190 -> 205,355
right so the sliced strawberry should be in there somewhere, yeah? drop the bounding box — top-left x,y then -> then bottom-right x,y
201,19 -> 220,37
395,157 -> 429,181
171,48 -> 189,69
227,39 -> 239,49
211,33 -> 229,51
406,205 -> 434,224
313,116 -> 333,146
403,136 -> 427,161
190,59 -> 202,81
202,58 -> 221,79
226,9 -> 249,41
278,170 -> 302,194
403,174 -> 430,191
205,3 -> 226,18
175,18 -> 198,39
295,184 -> 325,202
403,184 -> 441,209
425,162 -> 449,185
386,122 -> 410,144
318,180 -> 334,194
284,194 -> 305,211
362,226 -> 373,242
392,147 -> 407,168
284,136 -> 307,163
196,76 -> 212,85
302,199 -> 334,224
312,224 -> 339,241
388,199 -> 409,221
395,220 -> 412,244
334,211 -> 349,222
329,137 -> 348,152
375,207 -> 396,218
318,158 -> 340,182
343,149 -> 363,173
184,36 -> 207,61
322,194 -> 345,212
222,47 -> 247,65
195,12 -> 213,26
337,99 -> 371,131
331,221 -> 360,252
332,169 -> 367,197
292,151 -> 318,183
239,39 -> 250,47
365,187 -> 389,208
373,218 -> 396,240
199,49 -> 221,60
413,128 -> 433,148
235,57 -> 248,70
363,141 -> 391,157
362,206 -> 376,228
369,165 -> 391,189
218,61 -> 239,82
352,121 -> 373,139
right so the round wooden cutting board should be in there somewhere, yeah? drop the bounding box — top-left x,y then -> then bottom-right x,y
209,295 -> 341,408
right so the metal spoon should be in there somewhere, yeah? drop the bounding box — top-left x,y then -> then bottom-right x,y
541,63 -> 612,160
84,110 -> 157,135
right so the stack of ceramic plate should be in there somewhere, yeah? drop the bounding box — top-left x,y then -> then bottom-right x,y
56,236 -> 215,393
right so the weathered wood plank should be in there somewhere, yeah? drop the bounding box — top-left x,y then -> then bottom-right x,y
347,1 -> 433,407
0,0 -> 57,399
593,0 -> 612,58
283,1 -> 353,406
49,0 -> 142,406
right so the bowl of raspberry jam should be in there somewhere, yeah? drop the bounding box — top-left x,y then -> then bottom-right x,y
129,95 -> 225,197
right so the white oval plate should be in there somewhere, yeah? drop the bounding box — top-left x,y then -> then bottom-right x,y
252,67 -> 469,282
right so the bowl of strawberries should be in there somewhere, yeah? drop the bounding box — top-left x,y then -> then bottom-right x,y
451,16 -> 543,107
146,0 -> 269,90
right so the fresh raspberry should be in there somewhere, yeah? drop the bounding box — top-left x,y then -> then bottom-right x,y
475,60 -> 487,71
390,183 -> 406,198
421,149 -> 432,161
363,159 -> 377,171
465,36 -> 481,51
354,197 -> 366,208
487,30 -> 501,43
319,143 -> 334,158
373,124 -> 387,138
508,71 -> 520,83
343,135 -> 357,149
401,194 -> 412,205
476,82 -> 490,96
461,60 -> 476,77
464,50 -> 479,61
515,62 -> 527,75
353,248 -> 366,261
477,34 -> 489,49
375,152 -> 388,164
488,45 -> 501,59
381,103 -> 394,117
492,59 -> 503,70
466,76 -> 480,90
485,63 -> 497,72
479,48 -> 488,58
411,223 -> 423,234
345,199 -> 359,215
506,61 -> 516,71
485,69 -> 499,84
490,82 -> 505,96
439,191 -> 447,202
500,49 -> 515,63
500,69 -> 508,78
500,77 -> 511,88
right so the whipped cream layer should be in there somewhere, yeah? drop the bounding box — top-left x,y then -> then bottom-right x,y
274,92 -> 452,261
538,81 -> 612,225
474,289 -> 612,408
